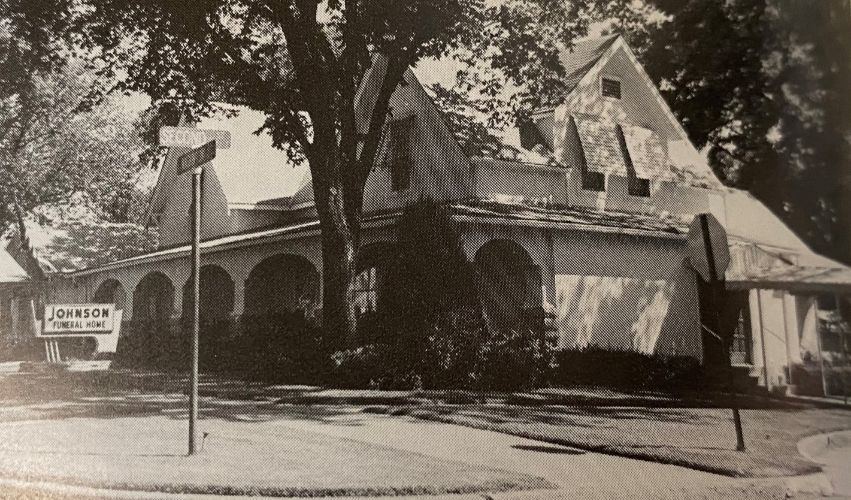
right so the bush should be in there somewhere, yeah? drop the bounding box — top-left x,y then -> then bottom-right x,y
477,311 -> 556,391
329,344 -> 395,388
238,312 -> 329,383
353,199 -> 554,391
554,347 -> 705,391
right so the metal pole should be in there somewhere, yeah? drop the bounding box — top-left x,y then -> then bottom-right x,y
700,215 -> 745,451
188,166 -> 202,455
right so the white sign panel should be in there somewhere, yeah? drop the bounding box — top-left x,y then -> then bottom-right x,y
43,304 -> 115,334
159,126 -> 231,149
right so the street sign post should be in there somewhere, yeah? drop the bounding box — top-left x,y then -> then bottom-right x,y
687,213 -> 745,452
167,134 -> 227,456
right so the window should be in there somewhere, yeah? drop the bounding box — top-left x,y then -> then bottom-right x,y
353,267 -> 378,316
582,171 -> 605,191
384,117 -> 414,191
628,176 -> 651,197
602,77 -> 621,99
730,304 -> 753,365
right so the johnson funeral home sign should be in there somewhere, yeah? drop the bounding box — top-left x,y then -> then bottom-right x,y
42,304 -> 115,335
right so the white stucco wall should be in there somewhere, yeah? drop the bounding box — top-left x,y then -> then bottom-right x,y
459,220 -> 702,359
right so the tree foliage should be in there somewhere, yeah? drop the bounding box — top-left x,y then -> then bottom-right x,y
0,2 -> 150,232
68,0 -> 563,344
636,0 -> 851,262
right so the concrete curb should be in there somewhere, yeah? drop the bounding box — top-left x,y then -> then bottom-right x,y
781,472 -> 834,498
787,430 -> 851,497
797,429 -> 851,463
0,477 -> 487,499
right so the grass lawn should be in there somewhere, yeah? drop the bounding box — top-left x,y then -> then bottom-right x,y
370,402 -> 851,478
0,414 -> 551,497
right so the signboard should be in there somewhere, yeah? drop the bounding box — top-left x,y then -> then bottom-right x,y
178,140 -> 216,174
159,126 -> 231,149
688,213 -> 730,282
42,304 -> 115,334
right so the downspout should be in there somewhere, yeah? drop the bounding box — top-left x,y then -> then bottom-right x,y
781,292 -> 793,387
814,300 -> 828,397
756,289 -> 771,392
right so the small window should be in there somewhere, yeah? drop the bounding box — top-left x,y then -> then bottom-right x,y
602,77 -> 621,99
582,171 -> 605,191
353,267 -> 378,316
628,177 -> 651,197
384,117 -> 413,191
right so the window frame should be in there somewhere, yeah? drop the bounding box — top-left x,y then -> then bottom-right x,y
601,76 -> 622,100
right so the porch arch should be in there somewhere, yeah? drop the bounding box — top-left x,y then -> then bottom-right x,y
244,254 -> 320,316
93,279 -> 127,311
181,265 -> 235,321
474,238 -> 542,331
132,272 -> 175,321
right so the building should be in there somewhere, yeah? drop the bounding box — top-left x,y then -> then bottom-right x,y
5,35 -> 851,394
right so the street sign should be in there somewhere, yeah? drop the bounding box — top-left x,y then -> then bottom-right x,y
688,213 -> 730,282
159,126 -> 231,149
178,140 -> 216,174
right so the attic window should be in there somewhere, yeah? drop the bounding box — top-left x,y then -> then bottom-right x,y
601,78 -> 621,99
582,171 -> 605,191
382,117 -> 414,191
628,177 -> 651,197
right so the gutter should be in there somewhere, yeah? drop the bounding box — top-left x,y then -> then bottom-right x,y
66,214 -> 399,277
450,213 -> 686,241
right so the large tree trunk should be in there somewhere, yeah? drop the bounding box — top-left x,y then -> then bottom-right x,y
319,209 -> 360,350
311,146 -> 364,351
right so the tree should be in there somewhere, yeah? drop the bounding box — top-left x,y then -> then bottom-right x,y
636,0 -> 851,264
0,2 -> 150,234
71,0 -> 622,345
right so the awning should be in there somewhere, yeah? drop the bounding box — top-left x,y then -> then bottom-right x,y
725,241 -> 851,293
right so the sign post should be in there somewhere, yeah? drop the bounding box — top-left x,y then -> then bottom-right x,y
688,213 -> 745,452
162,127 -> 230,456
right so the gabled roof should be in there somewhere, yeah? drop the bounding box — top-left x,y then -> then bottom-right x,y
559,34 -> 620,97
148,107 -> 309,221
0,248 -> 28,284
196,109 -> 309,206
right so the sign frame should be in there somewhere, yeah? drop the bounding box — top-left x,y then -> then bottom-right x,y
41,304 -> 117,335
159,126 -> 231,149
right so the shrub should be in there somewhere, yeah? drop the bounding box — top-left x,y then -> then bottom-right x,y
477,310 -> 556,391
553,347 -> 705,391
238,312 -> 329,384
348,199 -> 557,391
329,344 -> 393,388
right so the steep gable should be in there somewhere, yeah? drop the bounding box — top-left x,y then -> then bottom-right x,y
539,35 -> 721,189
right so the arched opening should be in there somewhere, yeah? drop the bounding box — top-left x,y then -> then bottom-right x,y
242,254 -> 323,381
93,279 -> 127,311
475,239 -> 541,332
126,272 -> 178,369
132,272 -> 175,321
245,254 -> 319,316
181,265 -> 235,321
182,265 -> 235,367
